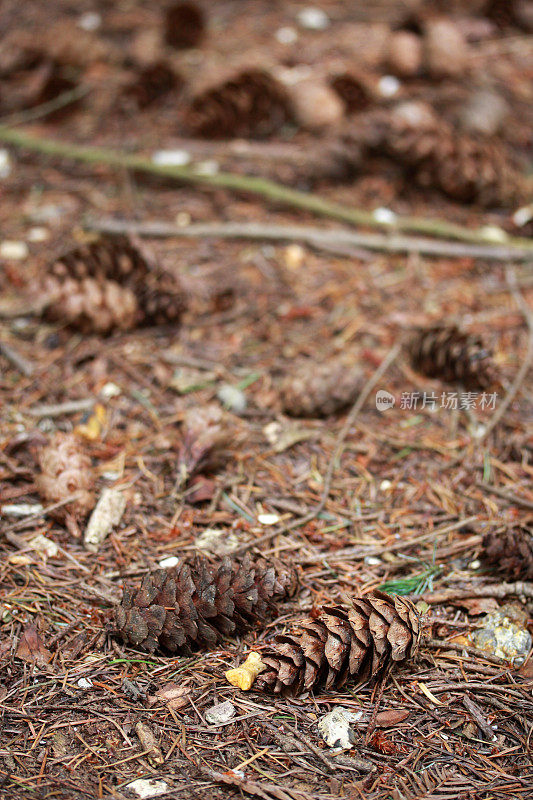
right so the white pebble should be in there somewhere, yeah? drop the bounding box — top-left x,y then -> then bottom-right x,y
378,75 -> 401,97
217,383 -> 247,414
159,555 -> 180,569
152,149 -> 191,167
2,503 -> 43,517
0,149 -> 12,179
380,479 -> 393,491
257,513 -> 280,526
275,27 -> 298,44
479,225 -> 508,243
195,160 -> 219,176
100,381 -> 121,398
126,779 -> 169,799
28,227 -> 49,242
78,12 -> 101,31
77,677 -> 93,689
373,207 -> 397,225
364,556 -> 382,566
205,700 -> 236,725
297,7 -> 330,30
176,211 -> 192,227
469,559 -> 481,570
512,205 -> 533,227
0,241 -> 29,260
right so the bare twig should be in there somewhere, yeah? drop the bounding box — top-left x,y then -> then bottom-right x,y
86,218 -> 533,262
419,582 -> 533,603
0,339 -> 34,376
0,84 -> 90,127
1,125 -> 533,250
27,398 -> 95,417
426,638 -> 512,667
475,481 -> 533,511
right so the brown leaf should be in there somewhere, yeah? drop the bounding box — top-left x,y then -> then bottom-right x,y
135,722 -> 164,765
375,709 -> 410,727
16,624 -> 52,667
148,683 -> 191,711
459,597 -> 500,615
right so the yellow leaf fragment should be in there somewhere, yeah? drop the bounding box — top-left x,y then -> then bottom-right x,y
226,652 -> 266,691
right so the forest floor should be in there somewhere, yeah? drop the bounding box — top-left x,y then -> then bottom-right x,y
1,2 -> 532,799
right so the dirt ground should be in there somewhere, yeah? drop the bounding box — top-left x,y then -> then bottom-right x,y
1,2 -> 533,799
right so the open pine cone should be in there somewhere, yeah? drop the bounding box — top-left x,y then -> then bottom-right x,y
36,432 -> 95,519
408,325 -> 499,390
255,591 -> 421,695
280,358 -> 363,417
114,553 -> 299,653
40,236 -> 185,333
185,69 -> 292,139
482,529 -> 533,580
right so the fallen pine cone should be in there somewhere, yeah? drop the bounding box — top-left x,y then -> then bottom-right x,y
185,69 -> 292,139
358,110 -> 526,207
39,235 -> 185,333
253,591 -> 421,695
408,325 -> 499,390
482,529 -> 533,580
114,553 -> 299,653
164,2 -> 205,49
36,432 -> 95,520
280,358 -> 363,417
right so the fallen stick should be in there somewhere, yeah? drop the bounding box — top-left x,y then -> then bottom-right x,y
85,218 -> 533,261
1,124 -> 532,250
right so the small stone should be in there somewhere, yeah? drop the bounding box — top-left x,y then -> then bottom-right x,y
297,8 -> 330,30
379,480 -> 392,491
27,227 -> 49,242
205,700 -> 236,725
377,75 -> 400,98
100,382 -> 121,398
513,205 -> 533,227
152,149 -> 191,166
0,149 -> 12,179
373,207 -> 397,225
469,559 -> 481,570
257,513 -> 280,525
77,677 -> 93,689
159,555 -> 180,569
176,211 -> 192,227
195,528 -> 241,555
126,778 -> 169,799
318,709 -> 355,749
217,383 -> 247,414
284,243 -> 305,270
275,27 -> 298,45
479,225 -> 508,243
0,241 -> 29,260
195,160 -> 219,176
286,80 -> 344,130
78,12 -> 101,31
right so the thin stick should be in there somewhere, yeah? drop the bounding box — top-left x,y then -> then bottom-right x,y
0,84 -> 90,128
85,217 -> 533,261
27,398 -> 95,417
478,266 -> 533,441
418,581 -> 533,603
1,125 -> 533,250
235,343 -> 401,554
0,340 -> 34,376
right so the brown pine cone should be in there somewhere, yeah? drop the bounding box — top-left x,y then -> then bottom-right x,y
185,69 -> 292,139
256,591 -> 421,695
408,325 -> 499,390
365,114 -> 525,207
280,358 -> 363,417
482,529 -> 533,580
114,553 -> 299,653
123,61 -> 182,109
40,236 -> 184,333
164,2 -> 205,49
36,432 -> 95,518
329,72 -> 372,114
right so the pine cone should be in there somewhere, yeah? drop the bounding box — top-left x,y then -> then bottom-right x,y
280,358 -> 363,417
408,325 -> 499,390
368,115 -> 525,207
123,61 -> 182,109
164,2 -> 205,49
484,0 -> 519,27
185,69 -> 292,139
114,553 -> 299,653
329,72 -> 372,114
40,236 -> 185,333
256,591 -> 421,695
482,529 -> 533,580
36,432 -> 95,518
